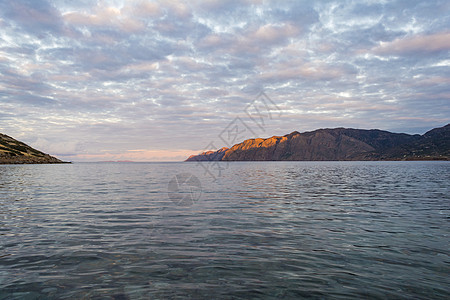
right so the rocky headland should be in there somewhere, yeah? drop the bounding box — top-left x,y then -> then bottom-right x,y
0,133 -> 68,164
186,124 -> 449,161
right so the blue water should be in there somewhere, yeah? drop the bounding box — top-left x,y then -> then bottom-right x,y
0,161 -> 449,299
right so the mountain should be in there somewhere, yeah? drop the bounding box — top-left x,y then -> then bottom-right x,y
186,147 -> 229,161
186,124 -> 450,161
0,133 -> 68,164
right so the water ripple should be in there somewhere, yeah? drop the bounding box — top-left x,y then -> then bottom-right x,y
0,162 -> 449,299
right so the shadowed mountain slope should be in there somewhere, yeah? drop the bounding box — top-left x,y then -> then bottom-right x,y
0,133 -> 68,164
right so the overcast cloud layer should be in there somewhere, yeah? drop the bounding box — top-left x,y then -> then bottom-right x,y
1,0 -> 449,161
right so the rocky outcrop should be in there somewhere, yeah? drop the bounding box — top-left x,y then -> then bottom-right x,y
185,147 -> 229,161
0,133 -> 68,164
186,124 -> 450,161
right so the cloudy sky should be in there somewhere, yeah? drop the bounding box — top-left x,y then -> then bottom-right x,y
0,0 -> 449,161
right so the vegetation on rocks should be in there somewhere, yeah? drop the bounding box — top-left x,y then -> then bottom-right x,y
0,133 -> 68,164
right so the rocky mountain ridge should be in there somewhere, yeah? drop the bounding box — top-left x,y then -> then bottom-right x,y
0,133 -> 68,164
186,124 -> 450,161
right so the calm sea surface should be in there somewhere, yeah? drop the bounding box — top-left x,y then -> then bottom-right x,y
0,161 -> 449,299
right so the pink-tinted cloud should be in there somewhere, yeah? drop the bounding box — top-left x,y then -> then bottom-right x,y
68,149 -> 196,162
63,5 -> 146,33
260,60 -> 346,82
251,23 -> 300,44
373,31 -> 450,55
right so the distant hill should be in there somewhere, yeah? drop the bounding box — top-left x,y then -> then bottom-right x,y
186,124 -> 450,161
0,133 -> 68,164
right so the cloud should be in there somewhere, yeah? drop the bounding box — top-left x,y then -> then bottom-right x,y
67,149 -> 193,162
194,0 -> 262,11
0,0 -> 448,161
372,31 -> 450,55
252,23 -> 300,43
63,5 -> 146,34
122,1 -> 162,18
161,0 -> 192,19
198,22 -> 302,57
0,0 -> 64,36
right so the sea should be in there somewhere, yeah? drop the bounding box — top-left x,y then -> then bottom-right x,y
0,161 -> 449,299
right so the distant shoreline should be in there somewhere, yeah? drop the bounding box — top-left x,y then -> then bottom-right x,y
185,157 -> 449,162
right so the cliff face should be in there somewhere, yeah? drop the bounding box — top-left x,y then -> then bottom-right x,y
186,147 -> 229,161
0,133 -> 67,164
186,124 -> 450,161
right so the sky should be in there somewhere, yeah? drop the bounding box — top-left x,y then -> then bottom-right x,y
0,0 -> 449,162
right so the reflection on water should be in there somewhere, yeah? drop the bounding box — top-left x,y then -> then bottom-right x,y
0,162 -> 449,299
